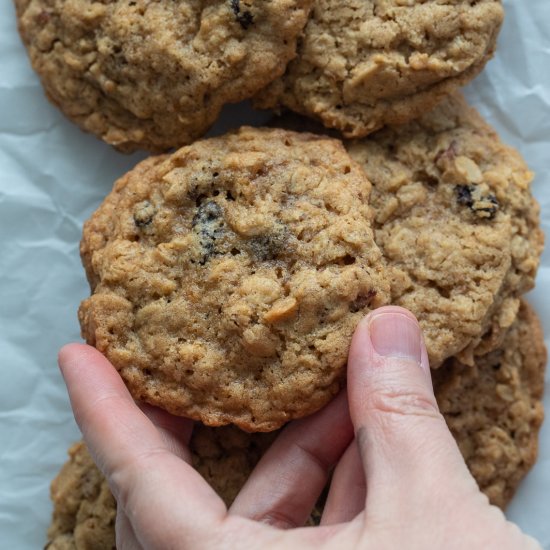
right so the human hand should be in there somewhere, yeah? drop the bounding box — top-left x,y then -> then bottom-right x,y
58,306 -> 541,550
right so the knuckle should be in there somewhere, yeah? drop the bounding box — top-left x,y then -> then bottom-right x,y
256,510 -> 298,530
366,384 -> 440,421
108,448 -> 167,512
108,463 -> 133,512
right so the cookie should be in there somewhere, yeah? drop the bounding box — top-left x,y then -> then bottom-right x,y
46,425 -> 276,550
256,0 -> 503,138
189,424 -> 276,505
46,440 -> 116,550
433,301 -> 546,508
79,127 -> 390,431
15,0 -> 313,152
47,302 -> 547,547
346,94 -> 543,367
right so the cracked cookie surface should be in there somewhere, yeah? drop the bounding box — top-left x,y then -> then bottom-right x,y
256,0 -> 503,137
79,127 -> 389,431
15,0 -> 312,152
346,94 -> 543,367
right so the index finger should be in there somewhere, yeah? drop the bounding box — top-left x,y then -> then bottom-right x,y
58,343 -> 226,547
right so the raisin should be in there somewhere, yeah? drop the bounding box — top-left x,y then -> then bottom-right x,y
456,185 -> 499,220
192,201 -> 224,264
248,225 -> 289,261
230,0 -> 253,30
349,290 -> 377,313
133,201 -> 155,228
36,10 -> 50,24
192,201 -> 222,227
456,185 -> 474,206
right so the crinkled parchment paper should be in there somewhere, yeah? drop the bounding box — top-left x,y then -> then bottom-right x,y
1,0 -> 549,547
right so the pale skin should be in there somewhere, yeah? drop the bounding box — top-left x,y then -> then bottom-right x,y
59,306 -> 542,550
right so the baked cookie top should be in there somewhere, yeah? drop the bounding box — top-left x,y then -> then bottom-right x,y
346,94 -> 543,367
256,0 -> 503,137
434,301 -> 547,509
47,302 -> 547,547
15,0 -> 312,152
79,127 -> 389,431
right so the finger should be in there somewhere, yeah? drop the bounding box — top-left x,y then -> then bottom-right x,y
347,307 -> 478,515
138,403 -> 194,462
230,392 -> 353,528
58,343 -> 226,548
58,343 -> 195,479
116,510 -> 143,550
321,439 -> 365,526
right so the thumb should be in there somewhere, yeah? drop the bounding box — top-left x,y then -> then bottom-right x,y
347,306 -> 478,515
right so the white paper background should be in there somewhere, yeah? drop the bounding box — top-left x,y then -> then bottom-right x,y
1,0 -> 549,547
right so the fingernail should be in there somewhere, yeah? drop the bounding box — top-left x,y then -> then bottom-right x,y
369,312 -> 422,363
